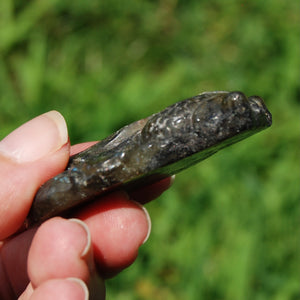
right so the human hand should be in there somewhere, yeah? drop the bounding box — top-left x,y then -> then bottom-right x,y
0,111 -> 173,299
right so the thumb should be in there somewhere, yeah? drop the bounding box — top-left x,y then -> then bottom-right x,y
0,111 -> 70,239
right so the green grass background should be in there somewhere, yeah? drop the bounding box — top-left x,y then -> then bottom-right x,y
0,1 -> 299,299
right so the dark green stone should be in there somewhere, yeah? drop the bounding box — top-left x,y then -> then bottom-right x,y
25,91 -> 272,227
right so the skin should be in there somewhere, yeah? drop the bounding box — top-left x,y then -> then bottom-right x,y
0,112 -> 173,299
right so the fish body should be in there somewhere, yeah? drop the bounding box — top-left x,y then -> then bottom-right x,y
26,91 -> 272,226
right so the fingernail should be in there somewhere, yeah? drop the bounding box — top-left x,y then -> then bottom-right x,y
141,206 -> 151,244
133,201 -> 152,244
68,218 -> 91,257
0,111 -> 68,163
170,174 -> 176,186
67,278 -> 89,300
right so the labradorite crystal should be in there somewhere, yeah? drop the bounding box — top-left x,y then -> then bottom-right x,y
26,91 -> 272,226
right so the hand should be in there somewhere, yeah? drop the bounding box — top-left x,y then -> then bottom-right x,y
0,111 -> 173,299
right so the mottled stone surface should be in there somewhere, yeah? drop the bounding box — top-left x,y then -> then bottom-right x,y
26,91 -> 272,226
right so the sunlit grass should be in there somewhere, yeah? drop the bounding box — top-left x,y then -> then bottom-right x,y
0,1 -> 299,299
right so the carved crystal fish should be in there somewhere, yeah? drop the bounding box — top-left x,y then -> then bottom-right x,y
25,91 -> 272,227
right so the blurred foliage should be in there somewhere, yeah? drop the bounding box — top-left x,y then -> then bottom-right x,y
0,0 -> 299,299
